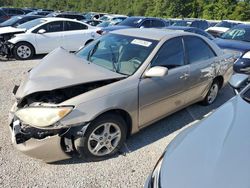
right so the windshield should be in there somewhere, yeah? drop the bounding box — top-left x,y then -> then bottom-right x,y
172,20 -> 188,26
0,16 -> 21,26
220,27 -> 250,42
118,17 -> 143,27
97,21 -> 111,27
215,21 -> 238,28
17,18 -> 46,30
76,34 -> 157,75
85,13 -> 94,20
99,15 -> 110,21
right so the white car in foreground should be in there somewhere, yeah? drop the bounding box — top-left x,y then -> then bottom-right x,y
4,17 -> 100,59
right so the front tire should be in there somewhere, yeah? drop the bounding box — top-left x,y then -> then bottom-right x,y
202,81 -> 220,105
13,42 -> 35,60
74,113 -> 127,161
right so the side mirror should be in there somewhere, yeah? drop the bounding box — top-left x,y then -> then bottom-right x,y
38,29 -> 46,34
144,66 -> 168,78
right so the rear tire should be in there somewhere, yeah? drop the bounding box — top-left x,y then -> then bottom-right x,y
74,113 -> 127,161
201,81 -> 220,105
13,42 -> 35,60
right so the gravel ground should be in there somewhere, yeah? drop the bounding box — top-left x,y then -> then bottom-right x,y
0,58 -> 234,188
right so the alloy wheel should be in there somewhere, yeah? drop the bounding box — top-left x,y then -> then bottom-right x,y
87,122 -> 121,156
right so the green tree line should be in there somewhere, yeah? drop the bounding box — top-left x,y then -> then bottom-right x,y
1,0 -> 250,21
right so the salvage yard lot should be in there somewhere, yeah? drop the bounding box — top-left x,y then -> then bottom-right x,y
0,57 -> 234,187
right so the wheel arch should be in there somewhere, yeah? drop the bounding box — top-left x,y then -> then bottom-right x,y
213,75 -> 224,89
90,109 -> 132,138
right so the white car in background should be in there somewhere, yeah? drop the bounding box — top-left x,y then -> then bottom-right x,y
5,17 -> 100,59
205,20 -> 243,37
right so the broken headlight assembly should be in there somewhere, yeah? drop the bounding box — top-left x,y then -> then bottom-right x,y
15,106 -> 73,128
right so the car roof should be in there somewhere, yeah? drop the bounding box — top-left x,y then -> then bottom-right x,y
111,28 -> 193,41
40,17 -> 82,22
234,24 -> 250,29
167,26 -> 197,31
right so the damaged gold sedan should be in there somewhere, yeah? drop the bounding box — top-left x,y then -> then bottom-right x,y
9,29 -> 235,162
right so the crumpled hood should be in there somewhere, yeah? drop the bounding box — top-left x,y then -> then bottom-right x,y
0,26 -> 26,35
16,48 -> 126,99
160,95 -> 250,188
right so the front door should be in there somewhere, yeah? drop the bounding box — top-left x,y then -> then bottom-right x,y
139,37 -> 189,127
34,21 -> 64,54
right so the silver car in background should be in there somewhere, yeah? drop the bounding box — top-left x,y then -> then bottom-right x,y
9,29 -> 235,162
145,74 -> 250,188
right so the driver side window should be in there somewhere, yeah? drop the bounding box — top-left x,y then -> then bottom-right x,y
35,21 -> 64,33
152,37 -> 184,69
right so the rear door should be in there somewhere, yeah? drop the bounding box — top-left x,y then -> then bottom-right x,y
183,35 -> 217,103
151,19 -> 166,28
62,21 -> 91,51
34,21 -> 64,54
138,37 -> 190,127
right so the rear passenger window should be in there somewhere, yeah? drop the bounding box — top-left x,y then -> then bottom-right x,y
64,21 -> 88,31
151,20 -> 165,28
184,36 -> 215,64
152,37 -> 184,69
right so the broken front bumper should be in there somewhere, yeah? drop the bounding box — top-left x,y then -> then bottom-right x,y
9,119 -> 71,163
0,40 -> 13,57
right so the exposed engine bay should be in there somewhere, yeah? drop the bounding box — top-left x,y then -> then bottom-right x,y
17,78 -> 122,107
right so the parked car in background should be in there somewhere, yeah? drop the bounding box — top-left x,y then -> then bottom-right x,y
0,15 -> 44,28
0,9 -> 11,23
166,26 -> 215,40
82,19 -> 102,26
20,8 -> 34,14
207,20 -> 220,27
84,12 -> 107,20
145,72 -> 250,188
9,29 -> 235,162
98,14 -> 127,22
0,7 -> 26,17
206,20 -> 242,37
170,19 -> 210,30
214,24 -> 250,73
96,21 -> 118,28
46,12 -> 85,20
27,10 -> 52,16
0,17 -> 99,59
98,16 -> 170,34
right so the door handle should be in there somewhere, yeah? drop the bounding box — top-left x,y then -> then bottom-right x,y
180,73 -> 189,80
